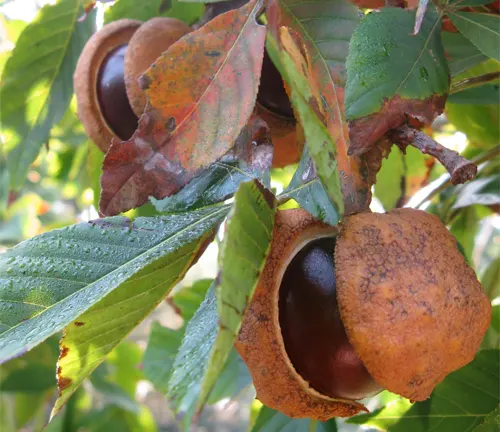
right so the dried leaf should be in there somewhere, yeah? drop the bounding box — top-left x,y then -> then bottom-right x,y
99,0 -> 266,216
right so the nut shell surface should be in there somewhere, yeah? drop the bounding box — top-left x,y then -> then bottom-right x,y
74,19 -> 142,152
235,209 -> 366,420
124,17 -> 191,116
335,208 -> 492,401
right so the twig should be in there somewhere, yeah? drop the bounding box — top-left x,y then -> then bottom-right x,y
390,125 -> 477,185
450,71 -> 500,95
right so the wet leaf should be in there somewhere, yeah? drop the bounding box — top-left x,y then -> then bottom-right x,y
281,147 -> 339,226
267,0 -> 373,215
1,0 -> 94,191
168,180 -> 275,427
0,206 -> 226,365
450,12 -> 500,61
152,115 -> 273,213
345,7 -> 449,155
50,207 -> 225,417
99,0 -> 266,216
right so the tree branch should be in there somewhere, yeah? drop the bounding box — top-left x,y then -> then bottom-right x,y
389,125 -> 477,185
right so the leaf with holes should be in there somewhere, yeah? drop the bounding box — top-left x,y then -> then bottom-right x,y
168,180 -> 275,427
49,207 -> 226,417
152,115 -> 273,213
450,12 -> 500,61
345,7 -> 449,155
267,0 -> 373,215
99,0 -> 267,216
0,206 -> 226,365
0,0 -> 93,191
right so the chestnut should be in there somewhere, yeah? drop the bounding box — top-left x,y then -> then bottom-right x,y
74,18 -> 190,152
235,208 -> 491,420
280,237 -> 381,400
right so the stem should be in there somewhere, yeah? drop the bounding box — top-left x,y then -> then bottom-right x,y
390,125 -> 477,185
450,71 -> 500,95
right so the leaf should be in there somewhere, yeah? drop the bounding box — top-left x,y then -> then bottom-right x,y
345,7 -> 449,155
450,206 -> 480,263
452,175 -> 500,209
348,350 -> 500,431
1,0 -> 94,190
481,258 -> 500,300
448,84 -> 500,104
143,322 -> 184,393
50,207 -> 225,417
450,12 -> 500,61
143,279 -> 211,392
1,364 -> 56,393
0,206 -> 226,364
251,406 -> 338,431
267,0 -> 373,215
374,147 -> 406,210
442,32 -> 488,77
281,147 -> 339,226
152,119 -> 273,213
99,0 -> 267,216
104,0 -> 204,25
473,407 -> 500,432
0,144 -> 7,214
168,180 -> 275,426
446,103 -> 499,148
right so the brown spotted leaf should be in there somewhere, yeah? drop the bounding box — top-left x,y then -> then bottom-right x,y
267,0 -> 373,215
99,0 -> 266,216
345,7 -> 449,155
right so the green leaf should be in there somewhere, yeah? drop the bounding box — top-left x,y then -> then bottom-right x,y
446,103 -> 499,148
0,144 -> 8,214
449,84 -> 500,104
442,32 -> 488,77
152,137 -> 272,213
0,206 -> 226,364
374,147 -> 405,211
251,406 -> 338,431
450,12 -> 500,61
450,206 -> 481,263
49,207 -> 225,417
105,0 -> 204,25
481,258 -> 500,300
1,0 -> 94,190
451,0 -> 497,5
142,279 -> 211,393
473,407 -> 500,432
281,147 -> 339,226
345,7 -> 449,153
349,350 -> 500,431
143,322 -> 184,393
168,180 -> 276,426
1,363 -> 55,393
452,176 -> 500,209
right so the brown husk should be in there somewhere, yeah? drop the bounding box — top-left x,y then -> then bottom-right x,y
235,208 -> 366,420
335,208 -> 491,401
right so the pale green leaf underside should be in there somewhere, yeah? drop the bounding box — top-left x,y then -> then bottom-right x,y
345,7 -> 449,120
450,12 -> 500,62
1,0 -> 92,189
0,206 -> 227,363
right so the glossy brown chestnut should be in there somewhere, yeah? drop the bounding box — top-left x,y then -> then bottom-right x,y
96,44 -> 138,140
280,237 -> 381,400
74,19 -> 142,152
